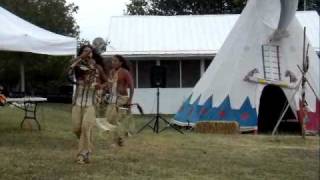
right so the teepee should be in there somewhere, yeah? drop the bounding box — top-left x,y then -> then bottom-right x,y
173,0 -> 320,133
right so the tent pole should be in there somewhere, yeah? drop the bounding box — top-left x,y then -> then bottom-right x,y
20,58 -> 25,94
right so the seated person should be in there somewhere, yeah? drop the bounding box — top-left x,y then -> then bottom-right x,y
0,85 -> 7,106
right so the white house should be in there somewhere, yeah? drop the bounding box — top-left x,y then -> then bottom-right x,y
103,11 -> 320,114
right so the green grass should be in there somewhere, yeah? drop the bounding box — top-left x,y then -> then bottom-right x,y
0,103 -> 319,180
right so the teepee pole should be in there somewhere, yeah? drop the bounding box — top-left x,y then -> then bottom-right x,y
272,27 -> 308,137
272,78 -> 302,136
301,27 -> 307,138
297,65 -> 320,101
272,103 -> 289,136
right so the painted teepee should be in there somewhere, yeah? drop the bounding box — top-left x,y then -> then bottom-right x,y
174,0 -> 320,133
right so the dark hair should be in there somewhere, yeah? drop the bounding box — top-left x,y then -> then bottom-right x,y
113,55 -> 131,72
73,45 -> 99,81
77,45 -> 105,71
77,45 -> 93,56
92,48 -> 105,71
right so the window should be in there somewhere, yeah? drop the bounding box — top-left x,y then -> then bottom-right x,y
160,60 -> 180,88
137,60 -> 156,88
205,58 -> 213,70
182,60 -> 200,87
129,60 -> 137,87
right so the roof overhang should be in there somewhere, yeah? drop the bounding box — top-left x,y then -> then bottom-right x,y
103,50 -> 216,59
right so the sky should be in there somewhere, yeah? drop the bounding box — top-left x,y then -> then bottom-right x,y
66,0 -> 130,42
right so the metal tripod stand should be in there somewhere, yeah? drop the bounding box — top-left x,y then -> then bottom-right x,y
137,87 -> 183,134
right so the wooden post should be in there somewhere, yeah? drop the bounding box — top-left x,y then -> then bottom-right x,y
301,27 -> 307,139
20,57 -> 25,93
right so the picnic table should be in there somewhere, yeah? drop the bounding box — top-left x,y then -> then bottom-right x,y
6,97 -> 47,130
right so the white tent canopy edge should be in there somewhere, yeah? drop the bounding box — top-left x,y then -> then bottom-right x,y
0,6 -> 77,92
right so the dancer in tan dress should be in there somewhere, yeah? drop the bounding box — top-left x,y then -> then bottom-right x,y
69,45 -> 107,164
105,55 -> 134,147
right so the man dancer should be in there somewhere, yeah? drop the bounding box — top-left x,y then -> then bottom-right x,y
0,85 -> 6,106
70,45 -> 107,164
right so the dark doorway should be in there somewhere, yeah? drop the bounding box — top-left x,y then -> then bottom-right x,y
258,85 -> 301,134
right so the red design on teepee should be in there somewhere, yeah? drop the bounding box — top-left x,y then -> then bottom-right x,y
219,111 -> 226,117
241,112 -> 249,120
200,107 -> 208,115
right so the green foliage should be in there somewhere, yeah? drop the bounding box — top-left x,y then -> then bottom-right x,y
298,0 -> 320,13
126,0 -> 151,15
126,0 -> 248,15
0,0 -> 79,94
126,0 -> 320,15
0,52 -> 21,88
0,52 -> 71,94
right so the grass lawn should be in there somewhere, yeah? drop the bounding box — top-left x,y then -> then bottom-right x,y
0,103 -> 319,180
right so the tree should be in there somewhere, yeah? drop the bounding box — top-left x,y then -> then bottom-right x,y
126,0 -> 151,15
126,0 -> 320,15
298,0 -> 320,13
126,0 -> 248,15
0,0 -> 79,96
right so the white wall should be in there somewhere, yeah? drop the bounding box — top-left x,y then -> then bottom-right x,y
132,88 -> 192,114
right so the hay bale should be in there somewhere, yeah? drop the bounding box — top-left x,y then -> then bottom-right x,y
195,121 -> 239,134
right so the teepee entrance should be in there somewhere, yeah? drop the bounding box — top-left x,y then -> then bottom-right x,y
258,85 -> 301,134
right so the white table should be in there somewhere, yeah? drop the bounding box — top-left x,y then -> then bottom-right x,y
6,97 -> 47,130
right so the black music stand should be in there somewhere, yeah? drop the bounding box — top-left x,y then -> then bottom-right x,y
137,65 -> 183,134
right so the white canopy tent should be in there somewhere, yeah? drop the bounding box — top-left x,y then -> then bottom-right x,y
0,6 -> 77,92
